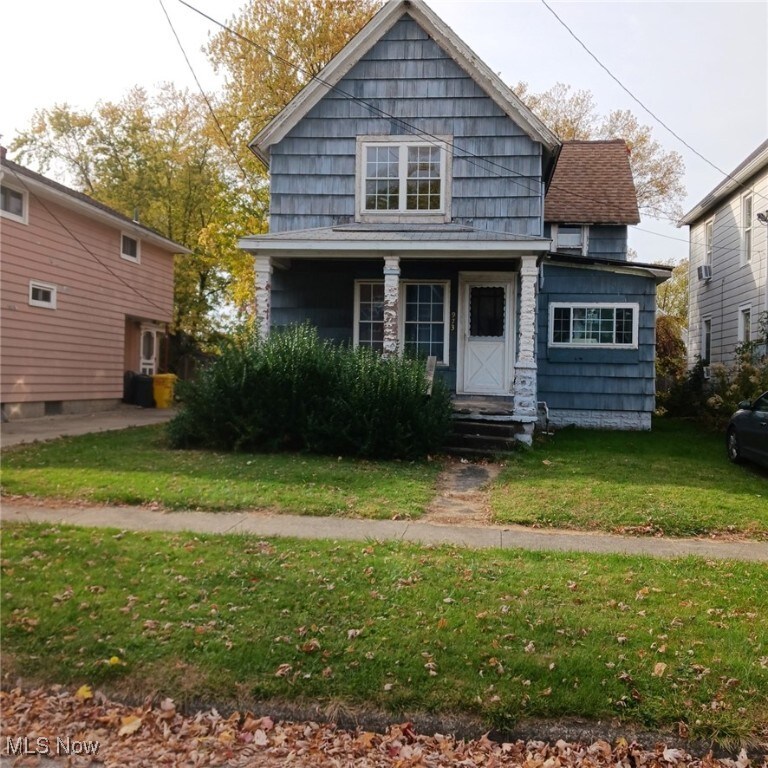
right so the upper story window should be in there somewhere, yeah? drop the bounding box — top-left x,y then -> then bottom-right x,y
549,303 -> 638,349
742,193 -> 753,264
704,219 -> 713,266
1,183 -> 28,224
121,233 -> 141,263
356,136 -> 451,222
551,224 -> 589,255
28,280 -> 57,309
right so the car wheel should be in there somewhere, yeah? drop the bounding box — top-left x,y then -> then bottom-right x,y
726,427 -> 743,464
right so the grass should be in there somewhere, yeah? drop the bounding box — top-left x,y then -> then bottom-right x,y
0,426 -> 440,519
492,419 -> 768,539
2,523 -> 766,747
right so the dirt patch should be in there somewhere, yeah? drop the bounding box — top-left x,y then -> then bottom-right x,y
426,459 -> 503,526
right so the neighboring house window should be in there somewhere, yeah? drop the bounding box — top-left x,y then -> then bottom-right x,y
739,305 -> 752,344
28,280 -> 56,309
551,224 -> 588,255
702,318 -> 712,365
357,136 -> 451,220
742,193 -> 753,264
549,303 -> 638,348
1,183 -> 27,224
121,233 -> 141,262
354,280 -> 450,363
704,219 -> 713,266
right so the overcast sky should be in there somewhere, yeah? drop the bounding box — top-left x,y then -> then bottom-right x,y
2,0 -> 766,264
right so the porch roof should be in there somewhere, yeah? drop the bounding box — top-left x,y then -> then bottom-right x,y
239,223 -> 551,257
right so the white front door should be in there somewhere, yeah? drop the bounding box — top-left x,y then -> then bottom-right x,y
459,275 -> 514,395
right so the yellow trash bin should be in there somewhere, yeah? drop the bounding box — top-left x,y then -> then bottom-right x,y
152,374 -> 177,409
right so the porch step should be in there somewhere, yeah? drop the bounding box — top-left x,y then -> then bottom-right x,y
445,417 -> 525,457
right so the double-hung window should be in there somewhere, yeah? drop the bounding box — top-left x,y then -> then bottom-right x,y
121,233 -> 140,262
549,303 -> 638,348
354,280 -> 450,364
742,193 -> 753,264
28,280 -> 57,309
704,219 -> 713,266
357,137 -> 450,221
551,224 -> 588,255
739,305 -> 752,344
1,183 -> 27,224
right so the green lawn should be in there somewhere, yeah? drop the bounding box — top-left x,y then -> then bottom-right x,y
492,419 -> 768,539
2,524 -> 766,747
0,426 -> 440,519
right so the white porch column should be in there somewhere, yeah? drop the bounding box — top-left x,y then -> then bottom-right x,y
254,254 -> 273,341
513,255 -> 539,442
382,256 -> 401,357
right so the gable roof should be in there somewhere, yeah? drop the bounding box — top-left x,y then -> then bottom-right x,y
680,138 -> 768,226
544,140 -> 640,225
249,0 -> 560,166
0,153 -> 191,254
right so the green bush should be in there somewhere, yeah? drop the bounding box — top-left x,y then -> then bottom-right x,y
168,324 -> 453,459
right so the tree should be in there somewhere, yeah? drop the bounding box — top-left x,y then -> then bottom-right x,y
11,86 -> 266,345
206,0 -> 383,174
514,82 -> 686,221
656,259 -> 689,324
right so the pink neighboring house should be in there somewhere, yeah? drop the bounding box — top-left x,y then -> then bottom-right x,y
0,148 -> 191,420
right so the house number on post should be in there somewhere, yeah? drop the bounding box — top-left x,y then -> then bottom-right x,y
450,311 -> 456,332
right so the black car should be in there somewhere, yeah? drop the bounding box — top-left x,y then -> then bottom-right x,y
726,391 -> 768,468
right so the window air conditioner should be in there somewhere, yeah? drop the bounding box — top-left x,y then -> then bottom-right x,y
697,265 -> 712,281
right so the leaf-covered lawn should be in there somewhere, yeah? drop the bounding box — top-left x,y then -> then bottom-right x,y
491,419 -> 768,538
2,524 -> 766,747
0,426 -> 440,519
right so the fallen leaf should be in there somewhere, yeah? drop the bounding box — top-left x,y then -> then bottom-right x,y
75,684 -> 93,701
118,714 -> 143,736
653,662 -> 668,677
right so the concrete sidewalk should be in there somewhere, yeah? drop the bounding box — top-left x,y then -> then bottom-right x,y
0,405 -> 174,449
2,502 -> 766,562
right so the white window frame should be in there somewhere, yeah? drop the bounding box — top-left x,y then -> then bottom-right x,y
550,224 -> 589,256
742,192 -> 753,264
139,323 -> 163,375
28,280 -> 57,309
738,304 -> 752,344
704,218 -> 714,266
355,135 -> 452,223
121,232 -> 141,263
548,302 -> 639,349
702,316 -> 712,365
353,279 -> 451,365
1,182 -> 28,225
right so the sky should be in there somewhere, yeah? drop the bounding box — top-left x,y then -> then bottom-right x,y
1,0 -> 767,265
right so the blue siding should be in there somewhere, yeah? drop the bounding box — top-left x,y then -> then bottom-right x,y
543,225 -> 629,260
537,264 -> 657,414
269,15 -> 543,235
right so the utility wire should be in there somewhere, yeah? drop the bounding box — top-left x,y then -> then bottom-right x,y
539,0 -> 768,208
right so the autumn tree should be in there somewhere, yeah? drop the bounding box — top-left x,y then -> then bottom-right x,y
206,0 -> 383,174
11,86 -> 266,345
514,82 -> 686,221
656,259 -> 689,324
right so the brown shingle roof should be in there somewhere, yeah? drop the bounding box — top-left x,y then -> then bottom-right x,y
545,140 -> 640,225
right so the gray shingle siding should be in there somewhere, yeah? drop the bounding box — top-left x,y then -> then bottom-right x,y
268,15 -> 543,235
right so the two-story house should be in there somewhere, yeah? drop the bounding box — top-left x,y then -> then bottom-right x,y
682,139 -> 768,370
238,0 -> 670,442
0,149 -> 190,420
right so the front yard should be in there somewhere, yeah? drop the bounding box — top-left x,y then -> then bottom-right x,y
2,524 -> 766,747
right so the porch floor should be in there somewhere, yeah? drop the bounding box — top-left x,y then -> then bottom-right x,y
451,396 -> 515,421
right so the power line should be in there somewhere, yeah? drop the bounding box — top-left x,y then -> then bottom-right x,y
539,0 -> 768,209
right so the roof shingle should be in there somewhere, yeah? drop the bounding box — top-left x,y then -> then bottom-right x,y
545,140 -> 640,225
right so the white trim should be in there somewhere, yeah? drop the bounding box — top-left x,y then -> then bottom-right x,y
121,232 -> 141,263
704,217 -> 714,266
249,0 -> 559,165
28,280 -> 57,309
701,316 -> 712,364
0,181 -> 28,224
738,303 -> 752,344
457,272 -> 516,395
742,191 -> 753,265
355,136 -> 452,223
548,302 -> 639,349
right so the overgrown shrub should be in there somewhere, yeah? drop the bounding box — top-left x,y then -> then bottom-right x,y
167,323 -> 453,459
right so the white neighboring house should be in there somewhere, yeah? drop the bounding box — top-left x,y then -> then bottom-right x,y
681,139 -> 768,371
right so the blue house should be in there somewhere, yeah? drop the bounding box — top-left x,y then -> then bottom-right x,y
238,0 -> 670,443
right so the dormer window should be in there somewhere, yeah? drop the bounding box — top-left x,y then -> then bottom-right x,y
356,136 -> 451,222
551,224 -> 589,255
